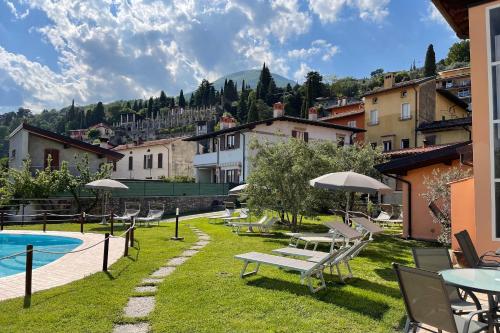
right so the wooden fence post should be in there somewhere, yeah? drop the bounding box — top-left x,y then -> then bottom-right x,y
24,244 -> 33,308
124,229 -> 129,257
129,226 -> 134,247
43,213 -> 47,232
110,212 -> 114,236
80,213 -> 85,233
103,233 -> 109,272
0,212 -> 4,231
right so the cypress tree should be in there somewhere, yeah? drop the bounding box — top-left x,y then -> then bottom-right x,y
159,90 -> 168,108
179,90 -> 186,108
147,97 -> 153,118
247,99 -> 259,123
237,93 -> 248,122
424,44 -> 437,77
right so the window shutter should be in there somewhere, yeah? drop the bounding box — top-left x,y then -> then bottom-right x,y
292,130 -> 297,138
234,133 -> 240,148
129,156 -> 133,170
304,132 -> 309,142
219,135 -> 225,151
143,155 -> 147,169
158,153 -> 163,168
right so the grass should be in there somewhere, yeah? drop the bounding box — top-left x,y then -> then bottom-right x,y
0,216 -> 432,332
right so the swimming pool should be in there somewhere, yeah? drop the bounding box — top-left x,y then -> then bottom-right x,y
0,234 -> 83,277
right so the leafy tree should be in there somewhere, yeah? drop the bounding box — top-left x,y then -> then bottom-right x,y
370,68 -> 384,77
159,90 -> 168,108
330,77 -> 360,98
445,40 -> 470,65
87,128 -> 100,141
247,96 -> 259,123
147,97 -> 154,118
179,90 -> 186,108
422,167 -> 472,244
424,44 -> 437,77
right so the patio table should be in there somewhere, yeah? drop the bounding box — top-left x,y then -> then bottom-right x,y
440,268 -> 500,332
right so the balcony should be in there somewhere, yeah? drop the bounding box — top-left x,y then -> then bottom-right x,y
193,152 -> 217,167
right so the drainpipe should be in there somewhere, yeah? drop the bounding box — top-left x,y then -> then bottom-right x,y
242,132 -> 246,182
412,86 -> 418,147
383,173 -> 412,239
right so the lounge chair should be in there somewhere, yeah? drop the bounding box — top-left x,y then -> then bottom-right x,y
208,209 -> 232,223
221,208 -> 248,224
113,202 -> 141,226
349,216 -> 384,240
454,230 -> 500,269
412,247 -> 481,313
373,210 -> 402,227
288,222 -> 362,250
393,263 -> 488,333
136,206 -> 164,227
234,251 -> 334,293
230,216 -> 277,234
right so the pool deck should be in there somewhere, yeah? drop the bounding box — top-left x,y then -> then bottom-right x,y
0,230 -> 124,301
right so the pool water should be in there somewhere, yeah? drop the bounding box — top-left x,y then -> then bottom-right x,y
0,234 -> 83,277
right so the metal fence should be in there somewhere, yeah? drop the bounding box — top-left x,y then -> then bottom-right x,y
55,181 -> 232,198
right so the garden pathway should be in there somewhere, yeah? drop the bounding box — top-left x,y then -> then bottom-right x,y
112,225 -> 211,333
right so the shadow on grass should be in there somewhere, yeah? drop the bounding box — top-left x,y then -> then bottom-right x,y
348,277 -> 401,299
246,276 -> 390,320
373,267 -> 398,282
106,243 -> 141,279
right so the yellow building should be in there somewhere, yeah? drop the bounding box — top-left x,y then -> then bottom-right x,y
363,73 -> 470,151
436,66 -> 471,105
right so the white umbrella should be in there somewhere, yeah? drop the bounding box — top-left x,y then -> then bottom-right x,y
85,179 -> 128,224
309,171 -> 392,222
229,183 -> 247,195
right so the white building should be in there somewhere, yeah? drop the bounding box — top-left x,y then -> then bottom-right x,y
111,138 -> 197,180
184,103 -> 365,184
8,123 -> 123,172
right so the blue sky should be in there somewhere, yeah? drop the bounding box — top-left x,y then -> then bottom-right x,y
0,0 -> 457,113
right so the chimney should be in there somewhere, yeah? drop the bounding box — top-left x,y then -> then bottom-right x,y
220,115 -> 237,129
273,102 -> 285,118
308,107 -> 318,121
383,73 -> 395,89
341,97 -> 347,106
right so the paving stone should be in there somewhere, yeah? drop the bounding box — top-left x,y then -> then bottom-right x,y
194,240 -> 210,246
190,245 -> 205,250
167,256 -> 190,266
151,266 -> 176,278
181,249 -> 199,257
198,236 -> 210,241
141,278 -> 163,285
124,297 -> 155,318
135,285 -> 157,293
113,323 -> 150,333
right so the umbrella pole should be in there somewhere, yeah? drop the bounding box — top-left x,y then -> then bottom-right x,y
345,192 -> 350,224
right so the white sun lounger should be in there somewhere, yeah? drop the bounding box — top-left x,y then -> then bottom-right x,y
221,209 -> 248,224
230,216 -> 277,234
290,222 -> 363,250
136,209 -> 164,226
208,209 -> 232,223
373,211 -> 402,227
349,216 -> 384,240
234,251 -> 332,293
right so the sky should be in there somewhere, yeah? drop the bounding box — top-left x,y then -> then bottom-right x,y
0,0 -> 458,113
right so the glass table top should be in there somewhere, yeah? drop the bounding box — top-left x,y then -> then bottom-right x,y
440,269 -> 500,293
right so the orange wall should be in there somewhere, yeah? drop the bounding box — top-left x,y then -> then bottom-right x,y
450,177 -> 476,251
323,113 -> 365,142
400,163 -> 459,240
469,2 -> 500,254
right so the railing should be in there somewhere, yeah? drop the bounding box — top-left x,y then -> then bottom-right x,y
0,211 -> 136,308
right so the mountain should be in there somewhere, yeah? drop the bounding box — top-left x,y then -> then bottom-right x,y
211,69 -> 296,91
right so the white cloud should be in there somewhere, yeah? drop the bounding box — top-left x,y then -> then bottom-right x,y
288,39 -> 339,61
308,0 -> 390,23
422,2 -> 447,25
293,62 -> 313,82
3,0 -> 29,20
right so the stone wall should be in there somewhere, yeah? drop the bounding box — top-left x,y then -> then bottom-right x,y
109,195 -> 230,216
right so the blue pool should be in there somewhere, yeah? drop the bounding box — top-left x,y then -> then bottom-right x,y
0,234 -> 83,277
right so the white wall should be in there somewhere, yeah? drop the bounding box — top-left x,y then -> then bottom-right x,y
8,129 -> 29,169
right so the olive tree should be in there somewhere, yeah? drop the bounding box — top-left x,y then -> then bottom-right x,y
245,139 -> 385,231
421,167 -> 472,244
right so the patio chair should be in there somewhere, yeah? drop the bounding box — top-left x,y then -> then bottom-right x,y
393,263 -> 488,333
113,202 -> 141,226
136,204 -> 164,227
412,247 -> 481,313
208,209 -> 232,223
221,209 -> 248,224
349,216 -> 384,240
235,249 -> 339,293
230,216 -> 277,234
455,230 -> 500,269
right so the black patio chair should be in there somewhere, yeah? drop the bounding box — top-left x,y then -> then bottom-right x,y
393,263 -> 488,333
412,248 -> 481,313
455,230 -> 500,269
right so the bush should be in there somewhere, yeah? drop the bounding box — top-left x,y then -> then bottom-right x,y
160,175 -> 195,183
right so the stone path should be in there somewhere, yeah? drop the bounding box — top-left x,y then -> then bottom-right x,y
113,225 -> 210,333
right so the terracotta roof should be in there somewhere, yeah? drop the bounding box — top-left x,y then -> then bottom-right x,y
383,144 -> 457,158
375,141 -> 471,174
183,115 -> 365,141
319,109 -> 365,121
417,117 -> 472,132
113,137 -> 187,150
362,77 -> 435,97
10,123 -> 123,160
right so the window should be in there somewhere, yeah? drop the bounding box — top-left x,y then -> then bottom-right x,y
401,139 -> 410,149
10,149 -> 15,159
225,169 -> 240,183
370,142 -> 377,149
292,130 -> 309,142
347,120 -> 357,128
458,88 -> 471,98
337,135 -> 345,147
44,149 -> 60,170
128,156 -> 133,170
395,179 -> 403,192
445,80 -> 453,88
401,103 -> 411,120
158,153 -> 163,168
400,90 -> 408,98
112,161 -> 117,172
226,134 -> 235,149
383,140 -> 392,152
424,135 -> 436,146
369,110 -> 379,125
143,154 -> 153,169
372,97 -> 378,104
212,138 -> 218,152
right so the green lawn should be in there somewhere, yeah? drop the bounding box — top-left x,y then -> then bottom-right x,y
0,217 -> 430,332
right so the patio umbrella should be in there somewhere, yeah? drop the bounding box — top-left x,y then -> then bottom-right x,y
309,171 -> 392,222
85,179 -> 128,224
229,183 -> 247,195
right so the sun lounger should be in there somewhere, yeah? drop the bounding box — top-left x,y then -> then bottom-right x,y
221,209 -> 248,224
230,216 -> 277,234
373,211 -> 402,227
234,251 -> 332,293
349,217 -> 384,240
208,209 -> 232,223
136,208 -> 164,226
287,221 -> 362,250
114,202 -> 141,226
